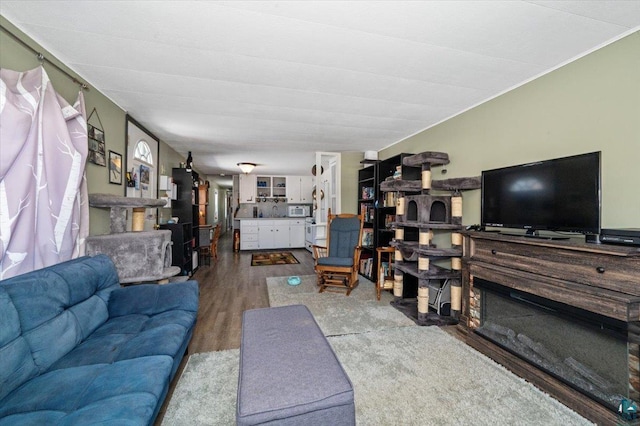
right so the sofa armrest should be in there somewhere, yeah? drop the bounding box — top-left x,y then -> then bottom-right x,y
108,281 -> 199,318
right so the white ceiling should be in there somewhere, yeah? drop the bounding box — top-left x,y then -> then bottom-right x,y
2,1 -> 639,182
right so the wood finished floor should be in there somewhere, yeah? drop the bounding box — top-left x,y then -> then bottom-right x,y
189,232 -> 316,353
156,231 -> 459,424
156,231 -> 316,424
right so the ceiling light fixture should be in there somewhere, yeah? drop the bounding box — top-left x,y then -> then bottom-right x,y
237,162 -> 257,174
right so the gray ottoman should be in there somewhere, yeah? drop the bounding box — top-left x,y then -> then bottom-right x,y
237,305 -> 355,426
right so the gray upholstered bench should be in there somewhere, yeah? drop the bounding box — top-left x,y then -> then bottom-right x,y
237,305 -> 355,426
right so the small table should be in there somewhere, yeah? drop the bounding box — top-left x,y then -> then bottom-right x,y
376,246 -> 395,301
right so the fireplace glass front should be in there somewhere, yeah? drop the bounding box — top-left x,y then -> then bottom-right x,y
474,278 -> 632,412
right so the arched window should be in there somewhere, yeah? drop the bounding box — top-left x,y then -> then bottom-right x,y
134,140 -> 153,165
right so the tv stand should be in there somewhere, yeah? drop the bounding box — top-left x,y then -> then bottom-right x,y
460,231 -> 640,425
501,231 -> 570,241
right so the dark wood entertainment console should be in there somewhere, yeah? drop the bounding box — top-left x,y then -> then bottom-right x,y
460,231 -> 640,425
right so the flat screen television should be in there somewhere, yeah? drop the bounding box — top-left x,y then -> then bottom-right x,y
481,151 -> 601,236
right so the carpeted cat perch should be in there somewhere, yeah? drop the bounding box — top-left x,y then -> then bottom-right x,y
86,194 -> 181,284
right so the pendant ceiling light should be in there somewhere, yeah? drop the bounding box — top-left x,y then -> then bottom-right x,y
237,162 -> 257,174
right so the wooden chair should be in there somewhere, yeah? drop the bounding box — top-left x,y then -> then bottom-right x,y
211,224 -> 221,260
198,225 -> 213,266
312,210 -> 364,296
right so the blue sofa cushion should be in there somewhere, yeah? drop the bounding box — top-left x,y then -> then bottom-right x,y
48,310 -> 196,371
0,356 -> 173,425
0,254 -> 199,425
0,255 -> 118,399
108,281 -> 199,318
0,288 -> 38,402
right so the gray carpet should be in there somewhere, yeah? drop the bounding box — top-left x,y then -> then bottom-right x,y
162,276 -> 593,425
267,275 -> 415,336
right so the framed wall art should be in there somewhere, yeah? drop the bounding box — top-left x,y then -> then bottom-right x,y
87,108 -> 106,166
109,151 -> 122,184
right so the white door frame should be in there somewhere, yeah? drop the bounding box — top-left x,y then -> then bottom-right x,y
125,116 -> 159,231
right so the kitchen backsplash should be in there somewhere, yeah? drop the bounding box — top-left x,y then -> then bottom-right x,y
235,201 -> 311,218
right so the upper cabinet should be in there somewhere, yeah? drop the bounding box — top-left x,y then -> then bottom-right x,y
239,174 -> 257,203
256,176 -> 287,201
238,174 -> 313,204
286,176 -> 314,203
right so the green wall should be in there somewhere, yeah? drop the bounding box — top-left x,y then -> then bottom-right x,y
1,17 -> 188,236
380,31 -> 640,229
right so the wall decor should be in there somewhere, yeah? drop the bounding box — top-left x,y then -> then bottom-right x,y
108,151 -> 122,184
87,107 -> 106,166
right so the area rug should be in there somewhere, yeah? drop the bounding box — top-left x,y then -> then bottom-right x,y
162,275 -> 592,425
267,274 -> 415,336
162,326 -> 592,425
250,251 -> 299,266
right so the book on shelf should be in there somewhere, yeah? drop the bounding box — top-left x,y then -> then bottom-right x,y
361,186 -> 375,200
361,228 -> 373,247
359,204 -> 375,223
359,256 -> 373,277
379,261 -> 390,279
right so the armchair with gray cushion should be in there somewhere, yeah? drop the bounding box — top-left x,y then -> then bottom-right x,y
312,210 -> 364,296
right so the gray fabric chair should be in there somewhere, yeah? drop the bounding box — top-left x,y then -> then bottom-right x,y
313,210 -> 364,296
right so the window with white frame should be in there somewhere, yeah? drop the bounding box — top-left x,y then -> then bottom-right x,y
134,140 -> 153,165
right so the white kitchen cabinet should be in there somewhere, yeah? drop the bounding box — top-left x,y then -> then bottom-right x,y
258,223 -> 273,249
299,176 -> 314,203
243,219 -> 305,249
289,219 -> 305,248
286,176 -> 314,203
239,174 -> 257,203
240,220 -> 259,250
256,176 -> 287,200
257,220 -> 290,249
273,222 -> 290,248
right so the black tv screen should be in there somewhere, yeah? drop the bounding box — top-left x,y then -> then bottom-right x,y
481,152 -> 601,235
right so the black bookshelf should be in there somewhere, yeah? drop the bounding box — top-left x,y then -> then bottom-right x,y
356,154 -> 419,282
171,167 -> 200,274
357,162 -> 377,280
159,222 -> 193,276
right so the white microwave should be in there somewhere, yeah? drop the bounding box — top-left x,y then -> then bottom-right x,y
288,205 -> 310,217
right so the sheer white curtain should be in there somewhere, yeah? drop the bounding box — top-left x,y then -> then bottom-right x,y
0,66 -> 89,279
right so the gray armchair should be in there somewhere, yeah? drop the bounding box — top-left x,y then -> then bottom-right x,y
312,211 -> 364,296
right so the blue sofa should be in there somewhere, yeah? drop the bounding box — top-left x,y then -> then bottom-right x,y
0,254 -> 199,425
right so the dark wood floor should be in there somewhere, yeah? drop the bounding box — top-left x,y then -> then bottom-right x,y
154,231 -> 461,424
156,231 -> 316,423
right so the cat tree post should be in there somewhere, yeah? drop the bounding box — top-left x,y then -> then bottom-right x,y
380,150 -> 481,325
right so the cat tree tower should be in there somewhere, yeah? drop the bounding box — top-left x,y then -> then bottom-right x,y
85,193 -> 181,284
380,151 -> 480,325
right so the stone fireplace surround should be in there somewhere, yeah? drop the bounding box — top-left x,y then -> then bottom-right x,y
460,232 -> 640,425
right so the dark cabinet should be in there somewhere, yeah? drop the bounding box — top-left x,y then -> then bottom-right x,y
171,168 -> 200,274
160,222 -> 193,276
